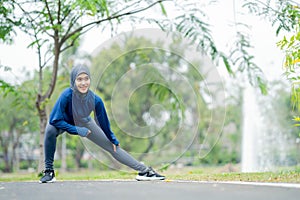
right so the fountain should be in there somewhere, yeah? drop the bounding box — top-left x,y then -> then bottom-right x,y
241,85 -> 291,172
241,86 -> 262,172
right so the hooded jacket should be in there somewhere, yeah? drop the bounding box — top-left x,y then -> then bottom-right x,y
49,65 -> 119,145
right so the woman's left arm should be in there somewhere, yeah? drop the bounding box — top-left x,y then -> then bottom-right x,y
94,96 -> 120,146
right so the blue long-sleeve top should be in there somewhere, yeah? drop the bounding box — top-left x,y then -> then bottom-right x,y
49,87 -> 119,145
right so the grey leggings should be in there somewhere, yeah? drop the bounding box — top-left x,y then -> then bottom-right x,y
44,120 -> 148,172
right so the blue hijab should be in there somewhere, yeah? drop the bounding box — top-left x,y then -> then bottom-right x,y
70,65 -> 94,124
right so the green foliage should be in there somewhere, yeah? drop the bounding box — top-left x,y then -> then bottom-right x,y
292,116 -> 300,137
0,79 -> 16,96
279,31 -> 300,110
0,66 -> 16,96
89,36 -> 183,162
0,0 -> 20,43
244,0 -> 299,34
229,30 -> 268,95
0,84 -> 39,172
90,34 -> 241,166
243,0 -> 300,106
278,6 -> 300,117
149,1 -> 268,94
1,0 -> 287,172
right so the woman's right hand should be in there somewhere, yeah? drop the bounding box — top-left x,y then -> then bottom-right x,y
77,127 -> 90,137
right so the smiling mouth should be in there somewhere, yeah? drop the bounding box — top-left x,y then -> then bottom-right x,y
78,86 -> 88,91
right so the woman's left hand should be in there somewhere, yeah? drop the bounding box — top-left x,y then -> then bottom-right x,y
112,143 -> 120,152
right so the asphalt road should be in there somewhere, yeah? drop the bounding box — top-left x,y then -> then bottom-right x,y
0,180 -> 299,200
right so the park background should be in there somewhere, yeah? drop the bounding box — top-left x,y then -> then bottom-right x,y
0,0 -> 300,181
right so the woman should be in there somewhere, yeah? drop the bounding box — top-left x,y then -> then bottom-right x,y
39,65 -> 165,183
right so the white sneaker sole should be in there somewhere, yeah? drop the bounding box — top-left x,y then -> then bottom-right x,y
136,175 -> 165,181
39,177 -> 56,183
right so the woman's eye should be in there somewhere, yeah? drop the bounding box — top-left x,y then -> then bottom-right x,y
76,76 -> 89,82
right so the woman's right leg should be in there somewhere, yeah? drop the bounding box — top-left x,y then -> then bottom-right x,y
44,123 -> 63,170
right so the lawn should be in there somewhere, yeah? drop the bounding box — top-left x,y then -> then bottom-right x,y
1,166 -> 300,183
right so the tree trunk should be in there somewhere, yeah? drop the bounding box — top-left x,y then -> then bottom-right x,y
36,35 -> 60,173
37,106 -> 48,173
12,129 -> 21,172
0,131 -> 13,173
3,146 -> 11,173
61,133 -> 67,172
75,145 -> 84,169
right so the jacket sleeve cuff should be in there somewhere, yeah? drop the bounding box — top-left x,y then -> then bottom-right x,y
76,127 -> 89,137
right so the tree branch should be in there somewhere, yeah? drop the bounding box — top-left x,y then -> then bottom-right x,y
57,0 -> 61,24
61,14 -> 82,43
60,0 -> 171,45
43,0 -> 55,26
60,32 -> 81,52
111,0 -> 144,16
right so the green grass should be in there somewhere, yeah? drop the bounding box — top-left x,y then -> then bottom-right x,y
1,167 -> 300,183
167,170 -> 300,183
0,170 -> 135,182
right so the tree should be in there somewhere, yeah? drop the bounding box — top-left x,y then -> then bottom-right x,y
0,0 -> 268,172
0,80 -> 39,172
0,0 -> 172,172
243,0 -> 300,122
88,34 -> 230,168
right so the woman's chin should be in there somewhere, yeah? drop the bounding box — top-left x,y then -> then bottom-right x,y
78,88 -> 88,94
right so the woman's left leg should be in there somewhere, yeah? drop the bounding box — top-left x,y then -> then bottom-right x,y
85,119 -> 148,172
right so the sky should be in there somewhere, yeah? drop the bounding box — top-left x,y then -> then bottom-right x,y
0,0 -> 286,85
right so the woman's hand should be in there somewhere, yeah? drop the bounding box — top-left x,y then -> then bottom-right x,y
86,130 -> 91,137
77,127 -> 91,137
112,143 -> 120,152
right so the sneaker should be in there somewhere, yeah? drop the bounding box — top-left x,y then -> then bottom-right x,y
136,167 -> 165,181
39,169 -> 56,183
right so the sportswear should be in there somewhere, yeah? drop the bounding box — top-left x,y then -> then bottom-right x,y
49,65 -> 119,145
136,167 -> 165,181
39,169 -> 56,183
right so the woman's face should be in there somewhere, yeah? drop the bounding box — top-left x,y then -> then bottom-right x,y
75,73 -> 90,94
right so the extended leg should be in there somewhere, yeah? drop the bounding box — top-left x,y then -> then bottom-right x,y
85,120 -> 148,172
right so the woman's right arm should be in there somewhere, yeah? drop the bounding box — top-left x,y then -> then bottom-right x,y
49,90 -> 89,137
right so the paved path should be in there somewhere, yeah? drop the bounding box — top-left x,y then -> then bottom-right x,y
0,180 -> 299,200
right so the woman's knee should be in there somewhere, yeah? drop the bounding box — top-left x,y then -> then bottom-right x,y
45,124 -> 60,140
